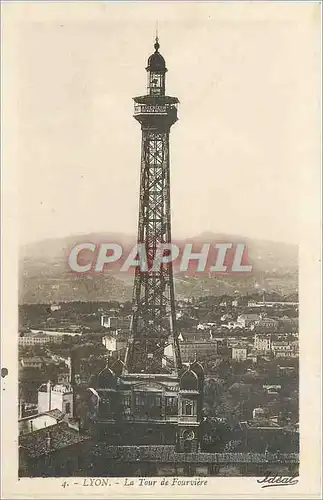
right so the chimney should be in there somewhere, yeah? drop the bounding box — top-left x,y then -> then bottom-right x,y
47,381 -> 52,411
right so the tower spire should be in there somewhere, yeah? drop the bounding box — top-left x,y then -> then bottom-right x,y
154,22 -> 160,52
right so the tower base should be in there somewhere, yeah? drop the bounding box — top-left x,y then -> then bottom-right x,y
86,363 -> 205,452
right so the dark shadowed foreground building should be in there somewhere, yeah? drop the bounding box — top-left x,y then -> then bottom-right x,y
87,359 -> 204,452
19,421 -> 92,477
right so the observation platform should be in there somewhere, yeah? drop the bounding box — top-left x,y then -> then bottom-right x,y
133,95 -> 179,125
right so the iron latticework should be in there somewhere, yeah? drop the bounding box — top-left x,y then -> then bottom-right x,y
123,38 -> 182,374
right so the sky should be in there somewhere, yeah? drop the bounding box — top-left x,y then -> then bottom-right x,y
4,2 -> 320,245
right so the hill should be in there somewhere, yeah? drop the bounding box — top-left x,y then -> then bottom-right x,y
19,232 -> 298,304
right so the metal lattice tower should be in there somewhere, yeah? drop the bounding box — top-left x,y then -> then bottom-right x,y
123,38 -> 182,375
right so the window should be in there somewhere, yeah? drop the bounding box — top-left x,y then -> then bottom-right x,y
182,400 -> 193,416
123,395 -> 131,407
148,72 -> 164,96
135,395 -> 145,406
65,402 -> 71,414
155,396 -> 161,407
165,396 -> 178,416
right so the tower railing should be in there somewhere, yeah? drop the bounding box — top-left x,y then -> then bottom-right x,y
134,103 -> 178,116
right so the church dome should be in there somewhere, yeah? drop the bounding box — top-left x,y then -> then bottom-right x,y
146,39 -> 167,72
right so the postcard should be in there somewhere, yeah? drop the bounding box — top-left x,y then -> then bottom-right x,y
1,1 -> 321,498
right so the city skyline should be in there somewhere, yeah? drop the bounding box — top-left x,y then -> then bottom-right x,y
12,3 -> 319,247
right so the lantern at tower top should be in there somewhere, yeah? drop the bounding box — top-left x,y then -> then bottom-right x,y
146,37 -> 167,96
133,36 -> 178,127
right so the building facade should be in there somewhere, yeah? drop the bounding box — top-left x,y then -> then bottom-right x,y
164,340 -> 217,364
19,335 -> 63,346
237,314 -> 260,328
255,318 -> 279,331
101,315 -> 131,330
254,334 -> 271,351
19,409 -> 65,435
19,421 -> 92,477
38,382 -> 74,417
232,347 -> 247,361
87,359 -> 204,453
102,335 -> 127,354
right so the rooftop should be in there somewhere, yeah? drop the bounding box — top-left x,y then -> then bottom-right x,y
38,383 -> 73,393
44,409 -> 65,421
239,314 -> 261,320
122,373 -> 179,382
240,419 -> 283,430
19,409 -> 64,424
90,444 -> 299,464
19,422 -> 91,459
21,357 -> 43,362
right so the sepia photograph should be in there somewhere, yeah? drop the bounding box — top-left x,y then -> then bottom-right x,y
1,1 -> 321,498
